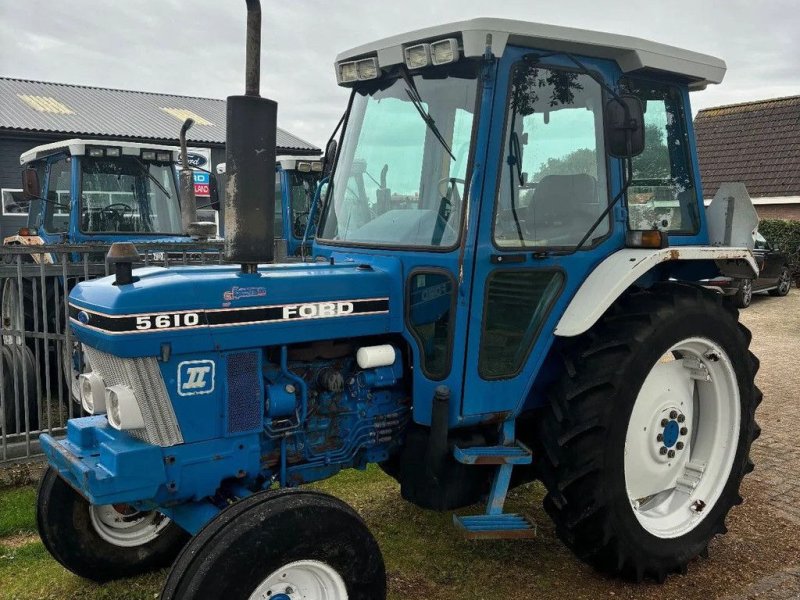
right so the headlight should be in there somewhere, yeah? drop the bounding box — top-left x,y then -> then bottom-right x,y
105,385 -> 145,431
79,372 -> 106,414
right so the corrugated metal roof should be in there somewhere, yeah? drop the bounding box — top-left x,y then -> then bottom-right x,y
0,77 -> 319,153
695,95 -> 800,198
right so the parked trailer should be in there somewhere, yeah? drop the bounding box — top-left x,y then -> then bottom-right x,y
37,4 -> 762,598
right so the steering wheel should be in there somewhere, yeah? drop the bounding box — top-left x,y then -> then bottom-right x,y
437,177 -> 466,221
100,202 -> 132,219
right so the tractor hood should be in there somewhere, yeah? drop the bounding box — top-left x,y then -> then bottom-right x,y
69,257 -> 404,357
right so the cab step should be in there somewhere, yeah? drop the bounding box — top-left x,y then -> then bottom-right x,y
453,513 -> 537,540
453,441 -> 532,465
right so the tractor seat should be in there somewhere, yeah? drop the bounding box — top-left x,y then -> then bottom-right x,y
523,174 -> 599,243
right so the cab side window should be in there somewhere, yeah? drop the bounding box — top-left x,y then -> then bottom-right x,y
624,79 -> 698,234
44,157 -> 71,233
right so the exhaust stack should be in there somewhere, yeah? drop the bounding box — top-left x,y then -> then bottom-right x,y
224,0 -> 278,272
179,118 -> 216,239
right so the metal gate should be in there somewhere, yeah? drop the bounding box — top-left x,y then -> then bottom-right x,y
0,241 -> 224,465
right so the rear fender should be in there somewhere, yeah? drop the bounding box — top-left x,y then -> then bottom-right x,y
554,247 -> 758,337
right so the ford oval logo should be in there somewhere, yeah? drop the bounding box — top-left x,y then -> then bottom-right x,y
78,311 -> 90,324
187,154 -> 207,168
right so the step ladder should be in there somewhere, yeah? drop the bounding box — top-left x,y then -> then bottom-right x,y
452,420 -> 536,539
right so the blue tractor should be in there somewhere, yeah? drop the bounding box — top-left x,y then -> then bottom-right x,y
37,5 -> 761,598
216,155 -> 325,258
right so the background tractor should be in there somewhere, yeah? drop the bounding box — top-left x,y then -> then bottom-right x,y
36,4 -> 761,599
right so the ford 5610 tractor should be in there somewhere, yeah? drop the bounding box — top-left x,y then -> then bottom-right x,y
36,4 -> 761,598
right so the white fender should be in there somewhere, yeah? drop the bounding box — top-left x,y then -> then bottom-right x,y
554,246 -> 758,337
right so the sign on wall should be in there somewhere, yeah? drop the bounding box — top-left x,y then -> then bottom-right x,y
186,147 -> 212,197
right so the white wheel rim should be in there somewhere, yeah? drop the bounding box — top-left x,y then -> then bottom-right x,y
89,504 -> 170,547
249,560 -> 348,600
1,280 -> 23,346
624,337 -> 741,538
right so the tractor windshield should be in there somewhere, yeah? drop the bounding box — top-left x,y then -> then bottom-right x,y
80,156 -> 182,234
319,62 -> 479,248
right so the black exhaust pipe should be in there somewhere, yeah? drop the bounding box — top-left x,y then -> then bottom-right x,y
225,0 -> 278,272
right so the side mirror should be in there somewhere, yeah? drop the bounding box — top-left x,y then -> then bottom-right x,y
605,95 -> 645,158
322,139 -> 338,177
209,173 -> 221,211
22,167 -> 40,200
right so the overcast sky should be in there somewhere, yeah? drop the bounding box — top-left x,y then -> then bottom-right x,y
1,0 -> 798,149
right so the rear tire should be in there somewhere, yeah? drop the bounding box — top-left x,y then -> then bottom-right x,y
160,489 -> 386,600
769,266 -> 791,297
36,467 -> 189,582
531,284 -> 760,581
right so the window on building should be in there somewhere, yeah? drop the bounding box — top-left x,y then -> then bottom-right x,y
1,189 -> 27,216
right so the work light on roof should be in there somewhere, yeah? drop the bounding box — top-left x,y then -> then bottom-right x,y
430,38 -> 460,65
141,150 -> 157,161
156,151 -> 172,162
105,147 -> 122,158
404,43 -> 431,69
338,57 -> 380,84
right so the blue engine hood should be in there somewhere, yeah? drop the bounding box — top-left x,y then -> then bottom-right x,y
69,258 -> 404,357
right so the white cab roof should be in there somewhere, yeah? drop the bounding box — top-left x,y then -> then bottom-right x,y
336,18 -> 726,90
20,138 -> 181,165
216,155 -> 324,175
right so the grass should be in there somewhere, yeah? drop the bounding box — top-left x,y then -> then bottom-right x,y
0,464 -> 797,600
0,467 -> 565,600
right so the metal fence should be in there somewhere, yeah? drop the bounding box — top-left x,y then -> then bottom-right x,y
0,241 -> 224,466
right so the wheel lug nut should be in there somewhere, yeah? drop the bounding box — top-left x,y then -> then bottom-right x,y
661,419 -> 669,427
676,442 -> 684,450
656,433 -> 664,442
677,414 -> 685,423
668,450 -> 676,458
680,427 -> 688,436
669,410 -> 678,419
659,447 -> 668,455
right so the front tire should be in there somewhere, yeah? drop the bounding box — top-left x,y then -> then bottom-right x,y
161,489 -> 386,600
36,467 -> 189,582
532,284 -> 760,581
734,278 -> 752,308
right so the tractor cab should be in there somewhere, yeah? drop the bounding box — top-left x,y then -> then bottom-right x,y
8,139 -> 191,246
314,18 -> 753,423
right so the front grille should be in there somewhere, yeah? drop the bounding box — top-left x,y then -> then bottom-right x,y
226,351 -> 263,434
84,347 -> 183,446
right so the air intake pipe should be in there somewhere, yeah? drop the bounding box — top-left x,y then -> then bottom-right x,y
224,0 -> 278,273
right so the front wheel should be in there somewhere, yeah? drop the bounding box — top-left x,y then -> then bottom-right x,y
734,278 -> 752,308
532,284 -> 760,581
36,467 -> 189,582
161,489 -> 386,600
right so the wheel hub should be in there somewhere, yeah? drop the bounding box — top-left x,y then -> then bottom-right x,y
249,559 -> 348,600
653,408 -> 688,458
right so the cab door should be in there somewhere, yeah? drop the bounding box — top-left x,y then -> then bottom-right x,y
459,51 -> 625,419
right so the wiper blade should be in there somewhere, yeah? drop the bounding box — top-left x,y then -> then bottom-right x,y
132,157 -> 172,198
401,69 -> 455,161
